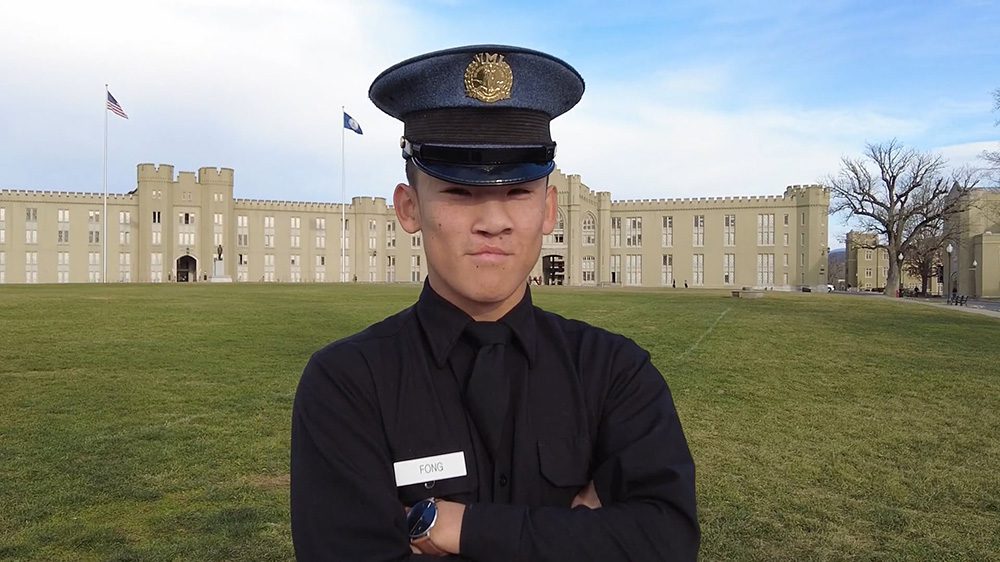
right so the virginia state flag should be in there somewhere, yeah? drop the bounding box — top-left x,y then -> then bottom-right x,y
343,112 -> 363,135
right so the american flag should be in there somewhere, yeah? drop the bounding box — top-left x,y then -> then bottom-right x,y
106,91 -> 128,119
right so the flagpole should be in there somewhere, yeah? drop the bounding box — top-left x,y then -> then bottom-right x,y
341,105 -> 347,283
103,84 -> 109,284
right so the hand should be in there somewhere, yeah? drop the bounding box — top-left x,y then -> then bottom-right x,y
571,480 -> 602,509
405,500 -> 466,556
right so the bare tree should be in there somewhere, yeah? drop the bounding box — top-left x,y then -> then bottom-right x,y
900,219 -> 958,295
827,140 -> 981,296
982,88 -> 1000,181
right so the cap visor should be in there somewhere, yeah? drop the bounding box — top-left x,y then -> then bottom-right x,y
413,158 -> 554,186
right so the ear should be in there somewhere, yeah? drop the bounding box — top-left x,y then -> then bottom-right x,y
394,183 -> 422,234
541,185 -> 558,235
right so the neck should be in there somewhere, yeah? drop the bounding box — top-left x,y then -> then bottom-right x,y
428,276 -> 526,322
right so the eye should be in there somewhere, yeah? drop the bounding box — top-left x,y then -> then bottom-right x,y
507,188 -> 532,197
442,187 -> 472,196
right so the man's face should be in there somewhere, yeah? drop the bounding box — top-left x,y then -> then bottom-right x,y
394,170 -> 557,319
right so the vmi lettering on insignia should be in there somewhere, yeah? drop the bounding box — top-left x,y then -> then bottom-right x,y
464,52 -> 513,103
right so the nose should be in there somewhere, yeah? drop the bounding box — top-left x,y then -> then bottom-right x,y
472,197 -> 514,237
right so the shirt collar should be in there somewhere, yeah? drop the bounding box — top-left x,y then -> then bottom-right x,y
415,280 -> 537,368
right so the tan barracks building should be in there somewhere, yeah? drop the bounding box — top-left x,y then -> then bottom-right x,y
0,163 -> 832,289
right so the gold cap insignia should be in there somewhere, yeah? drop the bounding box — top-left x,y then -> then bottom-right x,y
464,52 -> 513,103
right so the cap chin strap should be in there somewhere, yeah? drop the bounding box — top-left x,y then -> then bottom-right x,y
401,138 -> 556,166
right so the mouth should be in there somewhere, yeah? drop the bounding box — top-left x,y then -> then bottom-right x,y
468,246 -> 512,263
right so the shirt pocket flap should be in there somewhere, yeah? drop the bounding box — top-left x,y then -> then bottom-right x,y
538,436 -> 591,488
398,475 -> 475,506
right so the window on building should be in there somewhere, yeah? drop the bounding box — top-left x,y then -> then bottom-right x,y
784,214 -> 789,226
547,211 -> 566,244
26,208 -> 37,222
315,217 -> 326,230
801,212 -> 806,226
611,217 -> 621,248
386,220 -> 396,248
87,211 -> 100,244
152,231 -> 161,246
386,255 -> 396,283
723,254 -> 735,285
412,233 -> 422,248
118,211 -> 131,245
784,253 -> 789,267
625,254 -> 642,285
582,214 -> 595,246
237,215 -> 249,247
864,249 -> 874,261
57,251 -> 69,283
411,255 -> 422,282
757,253 -> 775,286
693,215 -> 704,247
692,254 -> 704,285
369,219 -> 378,250
757,214 -> 774,246
662,254 -> 673,286
625,217 -> 642,247
582,256 -> 595,283
865,267 -> 873,279
25,251 -> 39,283
610,255 -> 621,284
783,232 -> 789,246
87,251 -> 101,283
57,209 -> 70,244
662,216 -> 673,247
152,211 -> 161,223
724,215 -> 736,246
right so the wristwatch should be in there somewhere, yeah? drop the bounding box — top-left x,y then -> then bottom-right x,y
407,497 -> 445,555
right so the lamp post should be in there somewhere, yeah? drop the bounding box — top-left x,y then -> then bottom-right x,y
946,243 -> 953,297
971,259 -> 978,299
897,252 -> 904,296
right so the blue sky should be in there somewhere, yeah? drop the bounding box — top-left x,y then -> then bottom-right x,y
1,0 -> 998,248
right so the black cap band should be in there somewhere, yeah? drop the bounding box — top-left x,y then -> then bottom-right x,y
404,108 -> 552,144
403,140 -> 555,165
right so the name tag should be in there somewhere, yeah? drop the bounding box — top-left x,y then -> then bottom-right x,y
393,451 -> 467,487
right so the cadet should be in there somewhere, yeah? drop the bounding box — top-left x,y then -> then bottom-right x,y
291,44 -> 699,560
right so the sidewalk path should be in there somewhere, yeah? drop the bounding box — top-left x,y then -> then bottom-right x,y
896,296 -> 1000,320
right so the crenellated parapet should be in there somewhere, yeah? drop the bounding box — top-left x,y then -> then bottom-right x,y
233,198 -> 349,212
137,163 -> 175,182
197,167 -> 234,185
0,189 -> 137,202
351,196 -> 389,213
609,184 -> 829,211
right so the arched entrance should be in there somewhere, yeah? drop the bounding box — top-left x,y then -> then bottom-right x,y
176,255 -> 197,282
542,254 -> 565,285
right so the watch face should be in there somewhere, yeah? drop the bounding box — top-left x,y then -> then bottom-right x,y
407,499 -> 437,538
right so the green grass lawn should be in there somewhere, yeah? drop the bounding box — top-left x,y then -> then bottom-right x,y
1,284 -> 997,561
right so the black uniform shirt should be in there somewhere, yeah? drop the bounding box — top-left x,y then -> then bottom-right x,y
291,282 -> 699,561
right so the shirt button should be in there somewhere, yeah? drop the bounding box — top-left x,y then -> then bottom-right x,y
498,474 -> 509,487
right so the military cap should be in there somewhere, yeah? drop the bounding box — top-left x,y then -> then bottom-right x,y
369,44 -> 585,186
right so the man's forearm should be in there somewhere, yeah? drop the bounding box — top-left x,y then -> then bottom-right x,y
458,500 -> 698,562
